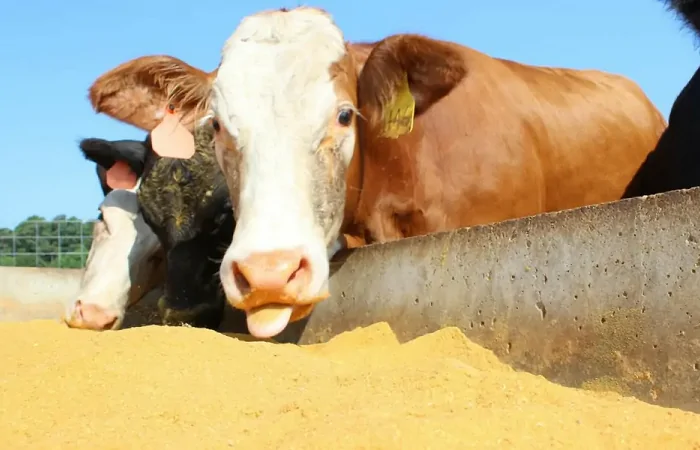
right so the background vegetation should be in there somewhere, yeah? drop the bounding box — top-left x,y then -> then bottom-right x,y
0,215 -> 95,268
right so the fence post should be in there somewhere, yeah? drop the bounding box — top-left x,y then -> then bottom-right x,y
12,228 -> 16,267
58,221 -> 62,269
34,221 -> 38,267
80,222 -> 85,267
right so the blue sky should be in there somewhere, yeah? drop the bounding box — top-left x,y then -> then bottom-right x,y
1,0 -> 698,228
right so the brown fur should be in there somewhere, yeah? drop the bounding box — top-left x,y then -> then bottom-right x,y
347,42 -> 376,74
89,55 -> 216,132
357,34 -> 468,121
342,35 -> 667,244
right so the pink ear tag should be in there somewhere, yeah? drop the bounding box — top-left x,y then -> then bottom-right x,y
105,161 -> 138,190
151,106 -> 195,159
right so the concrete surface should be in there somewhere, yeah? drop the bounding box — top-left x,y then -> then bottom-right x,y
277,186 -> 700,413
4,186 -> 700,412
0,267 -> 83,322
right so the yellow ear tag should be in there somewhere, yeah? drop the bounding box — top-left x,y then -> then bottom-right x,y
380,73 -> 415,139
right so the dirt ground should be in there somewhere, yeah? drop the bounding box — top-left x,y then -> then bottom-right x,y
1,320 -> 700,449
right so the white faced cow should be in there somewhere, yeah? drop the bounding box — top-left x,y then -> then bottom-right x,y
86,7 -> 666,338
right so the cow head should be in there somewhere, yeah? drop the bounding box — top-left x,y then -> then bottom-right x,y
86,6 -> 466,338
65,138 -> 164,331
137,124 -> 235,330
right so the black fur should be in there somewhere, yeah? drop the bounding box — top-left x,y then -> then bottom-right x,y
94,165 -> 111,197
622,1 -> 700,198
79,138 -> 149,217
79,138 -> 149,178
664,0 -> 700,39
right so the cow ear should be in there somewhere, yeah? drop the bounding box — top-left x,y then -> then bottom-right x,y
95,165 -> 111,196
79,138 -> 149,190
357,34 -> 467,139
88,55 -> 214,133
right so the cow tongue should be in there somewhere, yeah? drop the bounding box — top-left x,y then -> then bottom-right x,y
246,304 -> 294,338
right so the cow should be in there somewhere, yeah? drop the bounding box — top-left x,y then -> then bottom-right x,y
86,7 -> 667,338
76,124 -> 244,331
622,0 -> 700,198
64,139 -> 165,330
81,39 -> 376,333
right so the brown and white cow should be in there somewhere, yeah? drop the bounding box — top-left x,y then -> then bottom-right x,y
87,7 -> 666,338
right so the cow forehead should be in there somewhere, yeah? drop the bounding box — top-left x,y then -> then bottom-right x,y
212,8 -> 348,136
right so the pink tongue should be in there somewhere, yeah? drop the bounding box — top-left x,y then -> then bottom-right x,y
246,305 -> 294,338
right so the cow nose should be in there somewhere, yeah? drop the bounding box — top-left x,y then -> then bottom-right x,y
65,300 -> 119,331
232,249 -> 310,295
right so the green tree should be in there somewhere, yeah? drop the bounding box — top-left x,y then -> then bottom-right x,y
0,215 -> 95,268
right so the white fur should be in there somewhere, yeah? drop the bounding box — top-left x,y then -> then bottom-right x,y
326,237 -> 345,260
66,187 -> 161,326
211,8 -> 355,305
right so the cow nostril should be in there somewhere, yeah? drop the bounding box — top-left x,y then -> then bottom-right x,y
287,257 -> 309,284
232,262 -> 251,293
73,300 -> 84,320
102,316 -> 118,330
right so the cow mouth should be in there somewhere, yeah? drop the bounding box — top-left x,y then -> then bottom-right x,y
233,288 -> 329,338
244,303 -> 315,338
62,306 -> 123,331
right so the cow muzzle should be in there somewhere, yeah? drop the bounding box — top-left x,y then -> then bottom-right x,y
227,249 -> 329,338
63,300 -> 121,331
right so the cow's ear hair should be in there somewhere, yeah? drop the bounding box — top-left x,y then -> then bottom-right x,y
357,34 -> 467,138
88,55 -> 213,132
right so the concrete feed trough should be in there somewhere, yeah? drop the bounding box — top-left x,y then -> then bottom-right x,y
3,186 -> 700,413
286,186 -> 700,413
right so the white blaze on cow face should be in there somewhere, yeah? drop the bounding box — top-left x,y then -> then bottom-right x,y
209,8 -> 358,338
64,188 -> 162,331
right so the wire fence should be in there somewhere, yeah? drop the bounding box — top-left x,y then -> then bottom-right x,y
0,220 -> 97,269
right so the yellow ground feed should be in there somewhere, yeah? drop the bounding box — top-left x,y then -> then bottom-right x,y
1,320 -> 699,449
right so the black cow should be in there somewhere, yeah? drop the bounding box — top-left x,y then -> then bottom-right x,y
623,0 -> 700,197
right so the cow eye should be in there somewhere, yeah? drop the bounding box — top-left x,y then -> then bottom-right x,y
337,108 -> 354,127
212,119 -> 221,132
